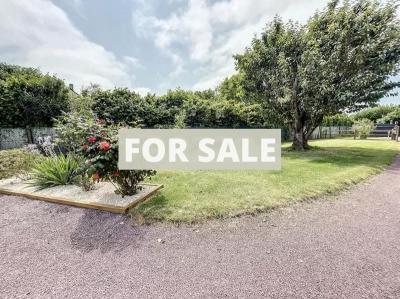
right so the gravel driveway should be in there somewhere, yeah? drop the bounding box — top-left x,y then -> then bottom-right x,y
1,157 -> 400,298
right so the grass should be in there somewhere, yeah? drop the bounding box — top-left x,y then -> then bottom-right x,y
0,148 -> 43,180
132,138 -> 400,223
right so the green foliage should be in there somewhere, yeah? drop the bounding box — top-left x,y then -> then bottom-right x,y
89,87 -> 268,129
353,105 -> 399,122
352,119 -> 375,139
56,114 -> 156,196
378,107 -> 400,124
235,0 -> 400,149
173,110 -> 187,128
29,155 -> 79,190
0,149 -> 43,179
322,114 -> 354,127
0,63 -> 70,127
218,73 -> 246,102
91,88 -> 143,126
68,95 -> 93,116
54,112 -> 96,153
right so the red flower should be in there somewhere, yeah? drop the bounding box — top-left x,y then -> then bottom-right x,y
92,172 -> 101,181
113,170 -> 120,177
99,141 -> 110,151
87,136 -> 97,143
100,131 -> 107,137
82,144 -> 89,151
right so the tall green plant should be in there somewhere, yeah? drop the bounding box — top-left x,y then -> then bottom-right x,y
29,155 -> 79,190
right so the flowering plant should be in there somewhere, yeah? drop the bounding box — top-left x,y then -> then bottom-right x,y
79,123 -> 156,196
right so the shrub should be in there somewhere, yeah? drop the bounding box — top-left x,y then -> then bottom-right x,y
91,88 -> 143,126
322,114 -> 354,127
0,148 -> 43,179
78,122 -> 156,196
54,112 -> 96,153
29,155 -> 79,190
0,63 -> 70,128
352,119 -> 375,139
353,105 -> 398,123
55,113 -> 156,196
377,107 -> 400,124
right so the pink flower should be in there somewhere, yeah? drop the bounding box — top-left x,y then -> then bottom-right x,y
87,136 -> 97,143
99,141 -> 111,151
82,144 -> 89,151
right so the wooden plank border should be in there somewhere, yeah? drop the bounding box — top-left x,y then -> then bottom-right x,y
0,183 -> 163,214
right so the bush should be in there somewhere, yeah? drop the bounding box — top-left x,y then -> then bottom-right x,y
55,113 -> 156,196
353,105 -> 398,123
0,148 -> 43,179
322,113 -> 354,127
377,107 -> 400,124
54,112 -> 96,153
78,122 -> 156,196
352,119 -> 374,139
29,155 -> 79,190
91,88 -> 142,126
0,63 -> 70,127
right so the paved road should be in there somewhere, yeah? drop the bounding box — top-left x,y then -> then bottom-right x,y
1,157 -> 400,298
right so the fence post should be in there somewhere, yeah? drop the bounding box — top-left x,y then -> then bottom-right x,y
26,126 -> 33,144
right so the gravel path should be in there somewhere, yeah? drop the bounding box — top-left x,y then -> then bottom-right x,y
1,157 -> 400,298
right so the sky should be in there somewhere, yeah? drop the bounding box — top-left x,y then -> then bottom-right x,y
0,0 -> 398,104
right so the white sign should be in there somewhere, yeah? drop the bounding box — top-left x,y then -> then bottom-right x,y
118,129 -> 281,170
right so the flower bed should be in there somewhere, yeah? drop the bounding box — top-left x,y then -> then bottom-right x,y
0,177 -> 162,213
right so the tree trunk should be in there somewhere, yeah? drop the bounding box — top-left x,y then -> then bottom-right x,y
292,118 -> 309,150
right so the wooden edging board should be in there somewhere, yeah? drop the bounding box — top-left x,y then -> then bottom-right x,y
0,183 -> 163,214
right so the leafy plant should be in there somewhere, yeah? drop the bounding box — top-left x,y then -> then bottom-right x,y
54,112 -> 96,153
0,63 -> 70,128
377,107 -> 400,124
55,114 -> 156,196
352,119 -> 375,139
29,155 -> 79,190
78,122 -> 156,196
354,105 -> 398,122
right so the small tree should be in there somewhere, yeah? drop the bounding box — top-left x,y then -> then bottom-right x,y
235,0 -> 400,150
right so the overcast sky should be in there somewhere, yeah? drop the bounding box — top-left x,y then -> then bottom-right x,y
0,0 -> 398,104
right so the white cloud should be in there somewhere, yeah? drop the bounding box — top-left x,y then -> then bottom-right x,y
135,0 -> 328,90
134,0 -> 212,62
0,0 -> 133,90
133,87 -> 152,96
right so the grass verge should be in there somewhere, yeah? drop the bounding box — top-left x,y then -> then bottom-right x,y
131,138 -> 399,223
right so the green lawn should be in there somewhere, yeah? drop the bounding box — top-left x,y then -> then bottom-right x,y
133,138 -> 399,223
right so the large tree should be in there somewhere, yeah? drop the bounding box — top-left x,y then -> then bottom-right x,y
235,0 -> 400,149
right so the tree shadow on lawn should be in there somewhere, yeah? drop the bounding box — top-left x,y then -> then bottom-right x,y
70,209 -> 148,253
283,146 -> 399,169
